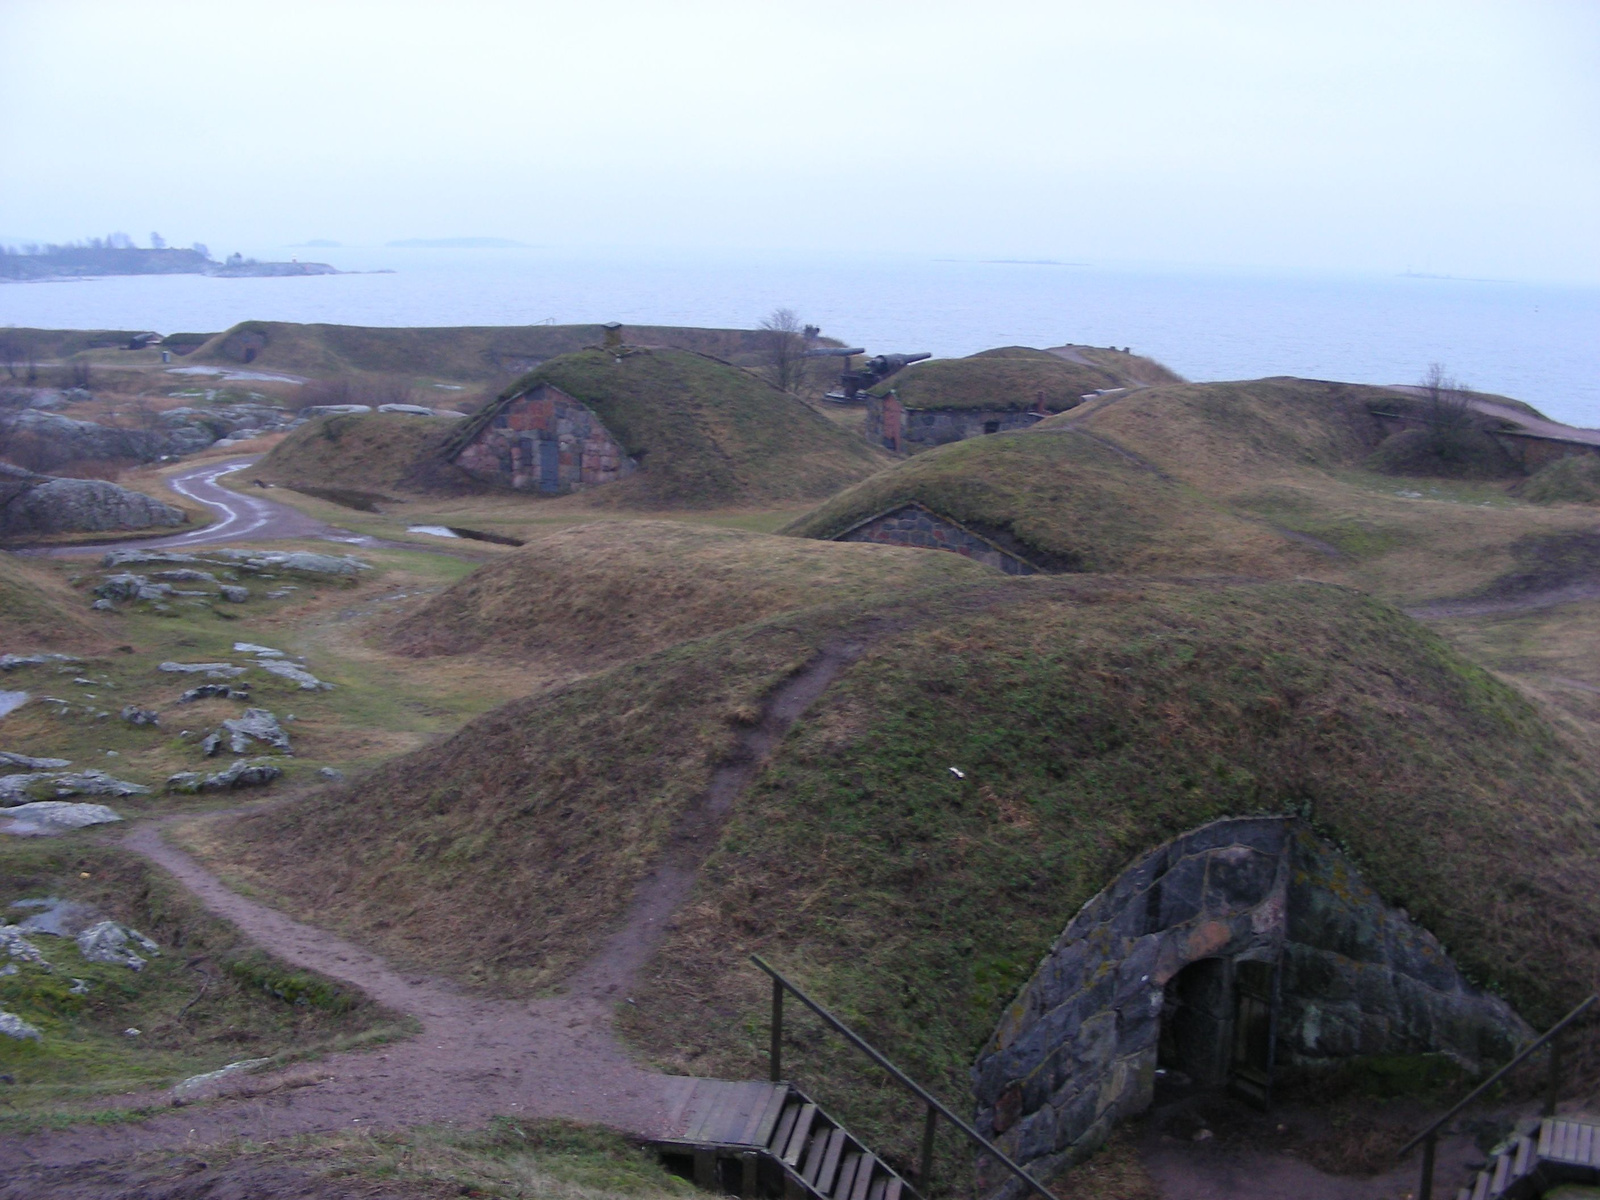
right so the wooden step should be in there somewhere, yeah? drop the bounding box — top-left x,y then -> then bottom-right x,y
884,1178 -> 903,1200
783,1103 -> 818,1165
1470,1167 -> 1489,1200
834,1151 -> 862,1200
800,1126 -> 831,1185
771,1102 -> 802,1156
849,1154 -> 877,1200
812,1126 -> 847,1195
1489,1151 -> 1509,1194
747,1086 -> 790,1148
867,1175 -> 887,1200
1511,1134 -> 1534,1179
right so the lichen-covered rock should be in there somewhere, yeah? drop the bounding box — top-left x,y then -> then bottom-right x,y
170,1057 -> 273,1104
0,925 -> 48,965
167,758 -> 282,793
158,661 -> 246,678
0,751 -> 71,772
209,549 -> 369,576
0,770 -> 147,805
219,708 -> 290,754
0,1011 -> 41,1041
218,585 -> 249,603
177,683 -> 250,703
0,801 -> 124,834
120,705 -> 160,727
0,653 -> 80,671
150,569 -> 218,584
233,642 -> 284,657
257,660 -> 332,691
2,472 -> 186,537
76,920 -> 158,970
95,573 -> 173,603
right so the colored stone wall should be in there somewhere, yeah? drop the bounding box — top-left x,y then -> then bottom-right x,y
452,383 -> 635,494
970,818 -> 1529,1196
865,394 -> 1044,454
835,503 -> 1037,575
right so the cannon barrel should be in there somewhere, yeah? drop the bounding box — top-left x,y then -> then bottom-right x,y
804,346 -> 867,358
868,352 -> 932,375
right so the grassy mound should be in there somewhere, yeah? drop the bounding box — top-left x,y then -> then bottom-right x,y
1366,427 -> 1519,480
1520,454 -> 1600,504
780,427 -> 1309,574
198,577 -> 1600,1167
252,412 -> 472,496
188,320 -> 822,382
386,520 -> 997,665
0,552 -> 110,653
872,346 -> 1176,412
470,348 -> 887,507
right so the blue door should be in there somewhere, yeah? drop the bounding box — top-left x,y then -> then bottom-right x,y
539,439 -> 561,492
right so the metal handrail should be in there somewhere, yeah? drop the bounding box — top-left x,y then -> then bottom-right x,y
750,954 -> 1054,1200
1396,993 -> 1596,1200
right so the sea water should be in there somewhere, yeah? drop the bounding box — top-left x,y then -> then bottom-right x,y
3,246 -> 1596,426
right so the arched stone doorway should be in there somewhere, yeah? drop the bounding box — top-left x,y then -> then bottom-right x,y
971,817 -> 1530,1196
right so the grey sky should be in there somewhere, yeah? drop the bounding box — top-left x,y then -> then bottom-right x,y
2,0 -> 1597,282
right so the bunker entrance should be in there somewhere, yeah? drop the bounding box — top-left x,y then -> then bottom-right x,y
1157,957 -> 1277,1107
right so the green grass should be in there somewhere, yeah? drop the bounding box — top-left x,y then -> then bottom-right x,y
781,427 -> 1309,575
185,320 -> 818,382
54,1118 -> 696,1200
194,576 -> 1600,1184
869,346 -> 1174,412
253,411 -> 469,496
0,839 -> 407,1124
385,520 -> 999,665
1519,454 -> 1600,504
474,348 -> 888,508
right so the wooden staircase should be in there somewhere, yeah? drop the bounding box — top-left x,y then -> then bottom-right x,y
653,1077 -> 922,1200
1453,1116 -> 1600,1199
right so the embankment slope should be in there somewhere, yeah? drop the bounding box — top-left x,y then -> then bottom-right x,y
199,578 -> 1600,1165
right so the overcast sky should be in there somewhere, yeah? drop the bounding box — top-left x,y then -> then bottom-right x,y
2,1 -> 1597,283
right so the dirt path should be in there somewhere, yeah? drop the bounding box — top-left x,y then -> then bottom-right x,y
31,458 -> 389,558
0,645 -> 860,1177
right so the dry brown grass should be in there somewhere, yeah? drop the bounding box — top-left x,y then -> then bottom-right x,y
0,551 -> 112,653
1049,1126 -> 1159,1200
385,520 -> 999,666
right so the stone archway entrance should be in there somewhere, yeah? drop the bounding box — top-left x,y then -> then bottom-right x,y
971,817 -> 1531,1197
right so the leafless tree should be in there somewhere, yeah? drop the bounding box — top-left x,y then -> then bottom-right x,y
1421,362 -> 1475,462
0,335 -> 19,381
60,356 -> 93,391
760,307 -> 806,394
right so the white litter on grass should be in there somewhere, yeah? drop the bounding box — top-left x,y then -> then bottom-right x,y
406,525 -> 461,538
949,767 -> 966,779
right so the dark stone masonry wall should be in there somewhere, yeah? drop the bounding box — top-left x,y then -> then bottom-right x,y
835,503 -> 1036,575
453,382 -> 635,494
970,818 -> 1529,1195
865,394 -> 1044,454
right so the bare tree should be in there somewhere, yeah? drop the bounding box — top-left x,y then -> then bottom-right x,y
760,307 -> 806,394
1421,362 -> 1475,462
0,335 -> 19,381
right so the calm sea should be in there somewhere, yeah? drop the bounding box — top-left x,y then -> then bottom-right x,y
3,247 -> 1596,427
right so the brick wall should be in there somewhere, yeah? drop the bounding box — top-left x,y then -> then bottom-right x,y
453,383 -> 635,494
835,503 -> 1037,575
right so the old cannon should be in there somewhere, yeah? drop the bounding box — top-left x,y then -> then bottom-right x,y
822,350 -> 932,403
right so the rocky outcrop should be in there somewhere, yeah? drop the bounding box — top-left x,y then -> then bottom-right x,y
203,707 -> 290,755
0,463 -> 185,539
0,770 -> 148,805
76,920 -> 159,970
166,758 -> 282,793
0,801 -> 124,833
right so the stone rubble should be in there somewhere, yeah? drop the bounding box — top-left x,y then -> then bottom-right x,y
0,654 -> 80,671
158,661 -> 247,678
176,683 -> 251,703
120,705 -> 160,726
0,925 -> 49,965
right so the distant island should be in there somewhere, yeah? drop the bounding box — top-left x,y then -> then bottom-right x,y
386,237 -> 527,249
0,234 -> 340,281
290,239 -> 343,248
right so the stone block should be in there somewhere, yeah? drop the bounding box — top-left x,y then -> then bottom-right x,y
1072,1010 -> 1117,1074
1204,845 -> 1277,911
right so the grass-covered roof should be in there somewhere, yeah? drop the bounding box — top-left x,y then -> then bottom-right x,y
869,346 -> 1180,412
453,347 -> 888,507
